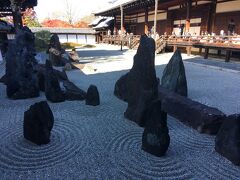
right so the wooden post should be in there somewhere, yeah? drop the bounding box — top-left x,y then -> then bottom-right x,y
225,50 -> 231,62
173,45 -> 177,52
113,15 -> 117,35
144,7 -> 149,34
120,5 -> 123,51
186,0 -> 192,33
153,0 -> 158,40
208,0 -> 217,33
187,46 -> 191,56
204,47 -> 209,59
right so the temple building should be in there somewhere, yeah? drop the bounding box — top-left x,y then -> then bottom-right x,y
94,0 -> 240,36
92,0 -> 240,61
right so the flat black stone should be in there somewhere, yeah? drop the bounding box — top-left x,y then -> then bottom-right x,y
158,86 -> 225,135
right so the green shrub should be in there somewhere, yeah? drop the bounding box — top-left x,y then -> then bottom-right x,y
35,30 -> 51,43
34,30 -> 51,52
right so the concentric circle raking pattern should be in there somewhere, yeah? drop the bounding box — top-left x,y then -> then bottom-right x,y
0,118 -> 88,171
106,130 -> 193,179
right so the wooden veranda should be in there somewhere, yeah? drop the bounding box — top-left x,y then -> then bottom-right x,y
101,34 -> 240,62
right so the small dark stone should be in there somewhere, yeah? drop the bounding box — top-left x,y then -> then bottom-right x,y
161,49 -> 188,97
114,35 -> 158,125
215,114 -> 240,165
24,101 -> 54,145
44,60 -> 65,103
158,86 -> 225,135
63,80 -> 86,101
142,100 -> 170,157
5,27 -> 39,99
86,85 -> 100,106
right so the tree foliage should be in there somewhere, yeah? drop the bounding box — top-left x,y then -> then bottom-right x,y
34,30 -> 51,52
41,19 -> 73,28
22,8 -> 41,27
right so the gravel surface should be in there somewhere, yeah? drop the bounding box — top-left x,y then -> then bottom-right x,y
0,46 -> 240,179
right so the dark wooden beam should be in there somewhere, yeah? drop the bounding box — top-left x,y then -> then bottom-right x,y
207,0 -> 217,33
186,0 -> 192,32
144,7 -> 149,34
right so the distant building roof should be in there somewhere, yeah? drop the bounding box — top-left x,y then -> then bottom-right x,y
30,27 -> 96,34
94,0 -> 137,16
89,17 -> 106,26
93,17 -> 114,29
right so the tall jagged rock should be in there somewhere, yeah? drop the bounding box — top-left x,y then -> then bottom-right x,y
215,114 -> 240,165
161,50 -> 188,97
114,35 -> 158,125
5,27 -> 39,99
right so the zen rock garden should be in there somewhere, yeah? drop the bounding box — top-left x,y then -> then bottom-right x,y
0,29 -> 240,178
1,28 -> 100,145
114,35 -> 240,164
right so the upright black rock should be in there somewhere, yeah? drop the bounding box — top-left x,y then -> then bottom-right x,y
114,35 -> 158,125
86,85 -> 100,106
215,114 -> 240,165
5,27 -> 39,99
142,100 -> 170,157
47,34 -> 66,66
24,101 -> 54,145
44,60 -> 65,103
161,49 -> 188,97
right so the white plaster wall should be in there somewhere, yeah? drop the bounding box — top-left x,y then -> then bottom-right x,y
58,34 -> 68,43
58,34 -> 95,44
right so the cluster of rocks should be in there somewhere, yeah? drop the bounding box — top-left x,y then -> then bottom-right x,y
114,35 -> 240,165
0,29 -> 100,105
114,35 -> 170,156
